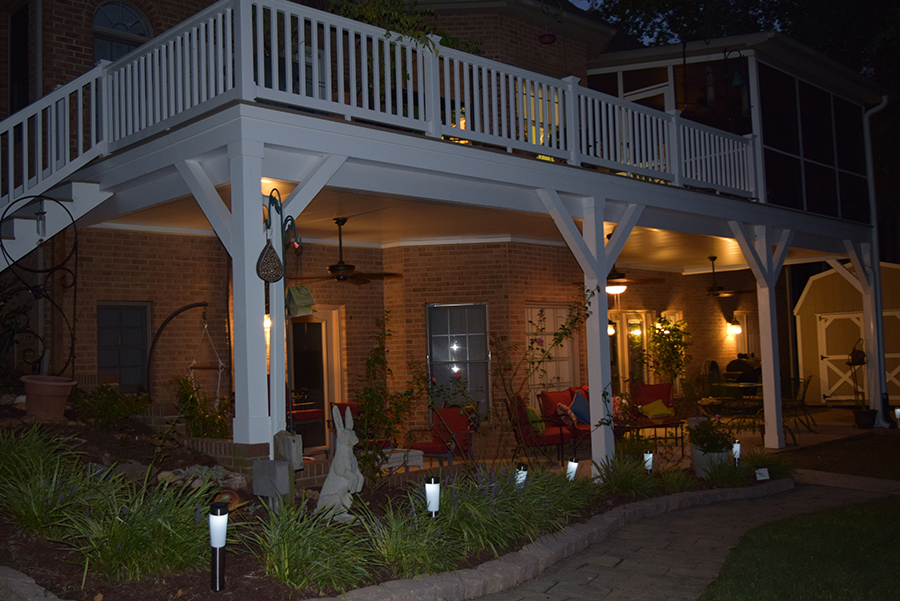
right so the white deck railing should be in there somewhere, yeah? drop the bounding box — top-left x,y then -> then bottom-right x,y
0,0 -> 758,208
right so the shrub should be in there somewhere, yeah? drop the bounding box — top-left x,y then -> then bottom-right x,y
741,450 -> 797,480
688,417 -> 733,453
658,468 -> 696,493
73,384 -> 149,431
594,455 -> 658,498
171,376 -> 232,439
705,460 -> 749,488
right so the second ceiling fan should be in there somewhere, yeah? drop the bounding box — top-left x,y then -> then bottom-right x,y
705,256 -> 753,297
304,217 -> 402,286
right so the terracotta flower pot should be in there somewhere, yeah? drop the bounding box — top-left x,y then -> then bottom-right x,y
21,375 -> 77,421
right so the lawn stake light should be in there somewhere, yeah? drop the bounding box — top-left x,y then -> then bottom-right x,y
643,451 -> 653,474
209,502 -> 229,592
894,407 -> 900,424
516,463 -> 528,487
732,440 -> 741,466
566,458 -> 579,481
425,477 -> 440,518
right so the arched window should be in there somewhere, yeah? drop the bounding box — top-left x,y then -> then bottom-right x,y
93,2 -> 151,63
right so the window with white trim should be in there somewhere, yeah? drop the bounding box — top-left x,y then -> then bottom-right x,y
93,2 -> 151,63
426,303 -> 489,418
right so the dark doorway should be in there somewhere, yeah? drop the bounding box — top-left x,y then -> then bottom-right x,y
288,319 -> 327,449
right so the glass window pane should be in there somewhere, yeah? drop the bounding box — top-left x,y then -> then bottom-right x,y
98,328 -> 119,347
120,327 -> 143,347
448,336 -> 467,360
429,307 -> 448,335
448,307 -> 468,333
467,306 -> 485,331
120,348 -> 143,366
430,336 -> 449,362
467,333 -> 485,358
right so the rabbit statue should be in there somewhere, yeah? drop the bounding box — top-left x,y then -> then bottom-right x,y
316,405 -> 364,521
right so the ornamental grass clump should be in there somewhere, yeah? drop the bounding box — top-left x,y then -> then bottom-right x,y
248,500 -> 372,592
0,426 -> 105,537
658,468 -> 696,493
359,495 -> 463,579
594,455 -> 658,498
60,474 -> 218,583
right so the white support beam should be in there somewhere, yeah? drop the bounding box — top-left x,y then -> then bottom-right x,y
228,139 -> 272,449
604,203 -> 644,265
729,222 -> 794,449
176,160 -> 234,254
536,188 -> 599,279
282,154 -> 348,217
845,241 -> 888,425
826,259 -> 864,294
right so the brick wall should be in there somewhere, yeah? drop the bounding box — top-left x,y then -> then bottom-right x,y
67,228 -> 232,403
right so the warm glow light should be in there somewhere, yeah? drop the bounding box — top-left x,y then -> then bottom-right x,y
264,314 -> 272,329
607,321 -> 616,336
605,284 -> 627,295
727,318 -> 742,336
630,327 -> 642,337
425,477 -> 440,516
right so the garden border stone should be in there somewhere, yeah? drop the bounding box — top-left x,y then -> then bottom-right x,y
0,478 -> 794,601
305,477 -> 795,601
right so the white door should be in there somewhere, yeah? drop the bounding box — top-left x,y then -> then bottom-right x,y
816,313 -> 865,402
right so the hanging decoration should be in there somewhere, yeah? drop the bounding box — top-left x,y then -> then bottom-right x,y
287,285 -> 316,317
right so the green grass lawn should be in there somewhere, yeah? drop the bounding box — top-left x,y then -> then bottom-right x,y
699,495 -> 900,601
782,434 -> 900,481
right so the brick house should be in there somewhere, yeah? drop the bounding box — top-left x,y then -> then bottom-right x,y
0,0 -> 888,471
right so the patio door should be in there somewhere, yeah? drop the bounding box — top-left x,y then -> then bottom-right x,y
609,310 -> 655,393
288,306 -> 342,453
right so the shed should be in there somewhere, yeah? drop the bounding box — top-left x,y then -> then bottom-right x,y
794,263 -> 900,405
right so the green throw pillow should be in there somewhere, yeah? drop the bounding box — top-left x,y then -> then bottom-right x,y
525,406 -> 545,433
640,399 -> 675,419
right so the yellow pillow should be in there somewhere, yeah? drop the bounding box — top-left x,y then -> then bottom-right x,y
640,399 -> 674,418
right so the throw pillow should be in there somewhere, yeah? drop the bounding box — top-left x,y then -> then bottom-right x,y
569,392 -> 590,424
558,403 -> 579,424
525,406 -> 545,433
639,399 -> 675,419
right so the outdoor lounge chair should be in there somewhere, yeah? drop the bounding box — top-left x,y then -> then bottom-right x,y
509,395 -> 572,461
409,407 -> 475,466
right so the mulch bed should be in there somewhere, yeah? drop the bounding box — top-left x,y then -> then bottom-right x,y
0,403 -> 714,601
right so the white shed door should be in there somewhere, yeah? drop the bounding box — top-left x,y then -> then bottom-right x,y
816,311 -> 900,402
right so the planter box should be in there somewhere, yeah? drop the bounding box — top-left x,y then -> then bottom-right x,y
690,444 -> 730,478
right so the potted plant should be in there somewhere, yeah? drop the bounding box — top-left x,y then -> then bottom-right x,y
646,317 -> 692,384
846,340 -> 876,428
687,416 -> 732,478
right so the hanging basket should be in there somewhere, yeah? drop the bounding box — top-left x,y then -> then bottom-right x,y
256,239 -> 284,282
848,338 -> 866,366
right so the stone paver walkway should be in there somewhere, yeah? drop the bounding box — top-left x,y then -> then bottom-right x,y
476,473 -> 899,601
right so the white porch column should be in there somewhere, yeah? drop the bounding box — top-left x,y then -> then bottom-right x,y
582,198 -> 615,468
844,242 -> 888,425
730,222 -> 793,449
536,189 -> 645,473
229,139 -> 271,446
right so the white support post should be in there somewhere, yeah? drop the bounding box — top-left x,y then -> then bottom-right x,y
228,139 -> 271,448
729,221 -> 793,449
563,76 -> 580,166
582,197 -> 614,473
845,241 -> 889,425
667,110 -> 682,185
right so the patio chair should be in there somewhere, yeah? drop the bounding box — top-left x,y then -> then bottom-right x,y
410,407 -> 475,467
539,387 -> 591,453
623,382 -> 685,455
508,395 -> 572,461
